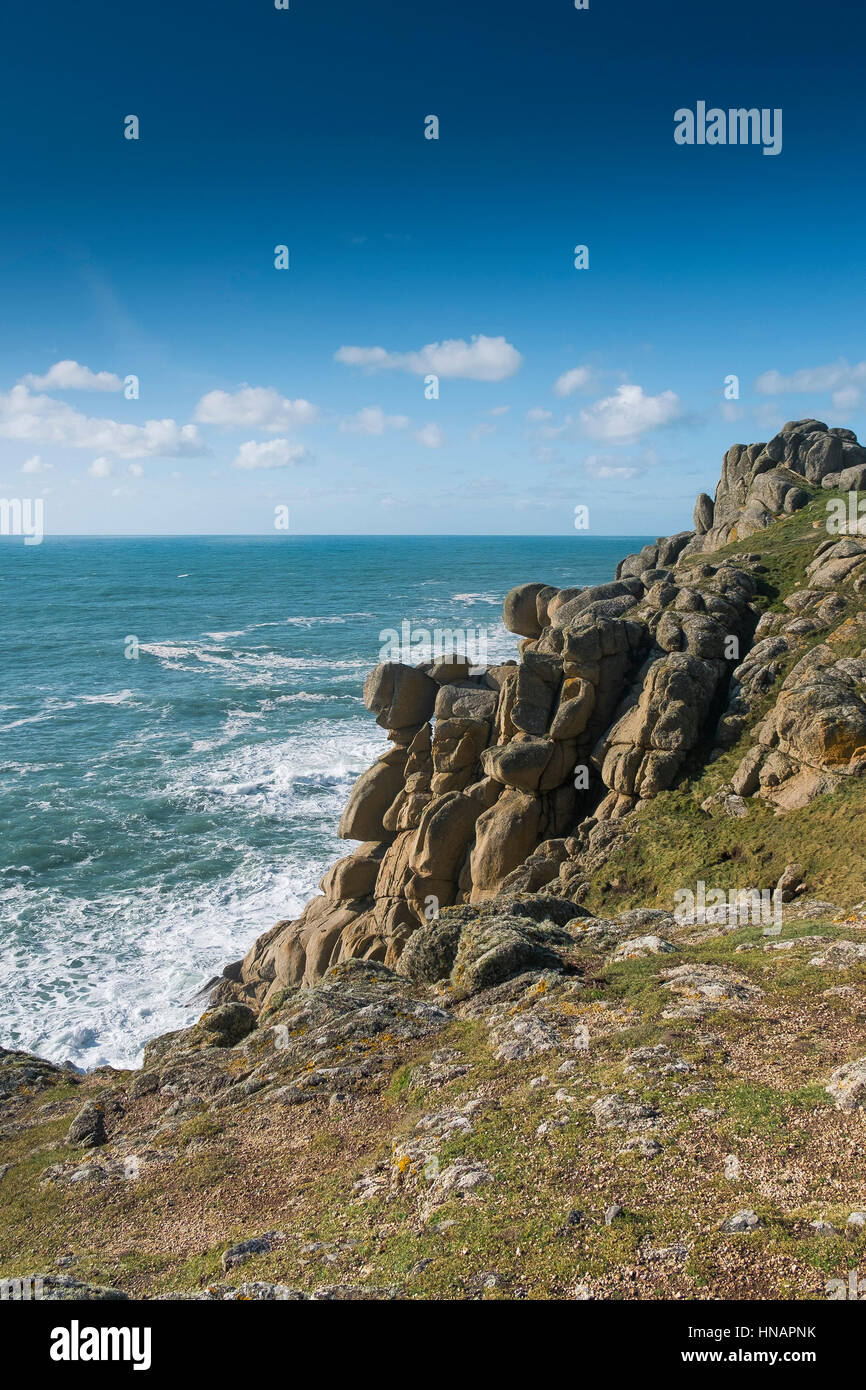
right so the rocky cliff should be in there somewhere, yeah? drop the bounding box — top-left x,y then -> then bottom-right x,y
216,418 -> 866,1009
4,421 -> 866,1302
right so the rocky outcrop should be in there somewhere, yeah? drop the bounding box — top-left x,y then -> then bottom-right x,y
684,419 -> 864,556
727,633 -> 866,811
214,424 -> 866,1006
616,421 -> 862,573
218,551 -> 760,1003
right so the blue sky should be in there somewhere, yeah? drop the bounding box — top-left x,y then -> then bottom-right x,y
1,0 -> 865,535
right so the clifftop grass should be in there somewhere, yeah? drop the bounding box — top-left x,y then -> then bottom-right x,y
582,490 -> 866,916
2,902 -> 865,1300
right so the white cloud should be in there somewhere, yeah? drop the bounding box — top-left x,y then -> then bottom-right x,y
339,406 -> 409,435
22,360 -> 123,392
416,423 -> 444,448
335,334 -> 522,382
584,454 -> 640,481
127,463 -> 144,478
754,359 -> 866,396
553,366 -> 594,398
89,457 -> 113,477
20,454 -> 52,474
233,439 -> 310,470
0,385 -> 206,459
580,384 -> 680,444
194,386 -> 319,432
526,406 -> 553,422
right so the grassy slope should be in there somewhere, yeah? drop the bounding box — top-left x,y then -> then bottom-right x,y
3,907 -> 866,1300
583,490 -> 866,916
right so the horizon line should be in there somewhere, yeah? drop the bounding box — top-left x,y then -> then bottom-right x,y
0,531 -> 659,541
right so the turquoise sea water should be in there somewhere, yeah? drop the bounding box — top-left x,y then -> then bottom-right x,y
0,535 -> 648,1068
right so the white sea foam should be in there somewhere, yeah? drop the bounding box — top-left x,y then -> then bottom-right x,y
0,713 -> 54,732
274,691 -> 332,704
78,690 -> 136,706
0,690 -> 138,732
283,615 -> 348,627
0,718 -> 386,1070
138,640 -> 370,680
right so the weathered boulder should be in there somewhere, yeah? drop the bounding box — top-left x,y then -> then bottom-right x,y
509,664 -> 559,736
450,913 -> 575,994
481,737 -> 554,791
427,656 -> 474,684
761,647 -> 866,773
221,1232 -> 286,1273
337,899 -> 417,968
396,915 -> 464,983
67,1101 -> 107,1148
806,537 -> 866,588
694,492 -> 714,534
320,843 -> 387,901
547,587 -> 583,623
596,653 -> 722,800
503,582 -> 549,638
826,1056 -> 866,1111
338,752 -> 407,840
363,663 -> 437,730
199,1003 -> 257,1045
433,684 -> 497,721
409,792 -> 481,882
612,935 -> 678,961
469,789 -> 542,901
549,677 -> 595,739
552,580 -> 641,629
499,839 -> 570,893
776,863 -> 805,902
731,745 -> 764,797
0,1048 -> 80,1100
272,899 -> 363,991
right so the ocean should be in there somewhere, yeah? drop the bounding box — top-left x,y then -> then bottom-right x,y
0,534 -> 648,1069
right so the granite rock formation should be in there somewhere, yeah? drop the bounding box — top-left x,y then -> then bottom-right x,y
215,422 -> 866,1008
